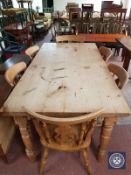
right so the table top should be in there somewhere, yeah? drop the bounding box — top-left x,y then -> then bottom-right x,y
81,34 -> 127,43
117,37 -> 131,52
57,34 -> 127,43
1,43 -> 130,117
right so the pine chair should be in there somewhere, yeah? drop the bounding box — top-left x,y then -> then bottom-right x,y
25,45 -> 40,59
0,117 -> 16,163
91,22 -> 108,34
56,35 -> 84,43
5,62 -> 27,87
108,63 -> 129,89
26,108 -> 103,175
99,46 -> 113,62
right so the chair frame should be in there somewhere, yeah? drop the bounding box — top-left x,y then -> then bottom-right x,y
25,45 -> 40,59
99,46 -> 113,62
26,108 -> 103,175
108,63 -> 129,89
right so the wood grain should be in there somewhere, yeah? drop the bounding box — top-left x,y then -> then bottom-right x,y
2,43 -> 130,117
56,34 -> 127,43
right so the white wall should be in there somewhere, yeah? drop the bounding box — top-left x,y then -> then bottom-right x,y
53,0 -> 121,12
12,0 -> 130,15
12,0 -> 43,12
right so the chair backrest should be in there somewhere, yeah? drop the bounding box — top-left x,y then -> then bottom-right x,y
5,62 -> 27,87
66,3 -> 79,13
69,7 -> 81,21
76,22 -> 90,34
26,109 -> 103,151
82,4 -> 94,20
25,45 -> 40,59
108,63 -> 129,89
108,22 -> 123,34
56,35 -> 84,43
91,22 -> 108,34
99,46 -> 113,62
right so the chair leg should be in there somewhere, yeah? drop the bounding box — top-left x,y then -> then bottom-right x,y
0,146 -> 8,163
82,149 -> 92,175
39,147 -> 49,175
1,155 -> 8,163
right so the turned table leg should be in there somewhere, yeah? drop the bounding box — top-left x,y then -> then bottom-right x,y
97,117 -> 117,162
14,117 -> 37,162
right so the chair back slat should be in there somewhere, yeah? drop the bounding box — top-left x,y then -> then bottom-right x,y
26,109 -> 103,150
79,123 -> 86,145
99,46 -> 113,62
25,45 -> 39,59
5,62 -> 27,86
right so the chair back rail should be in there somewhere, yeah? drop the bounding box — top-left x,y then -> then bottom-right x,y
108,63 -> 129,89
25,108 -> 103,150
25,45 -> 40,59
5,61 -> 27,87
99,46 -> 113,62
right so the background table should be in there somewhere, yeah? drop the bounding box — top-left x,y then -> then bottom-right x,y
1,43 -> 130,162
79,34 -> 127,43
117,37 -> 131,72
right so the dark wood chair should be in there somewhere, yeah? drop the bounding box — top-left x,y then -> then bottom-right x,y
81,4 -> 94,21
26,108 -> 103,174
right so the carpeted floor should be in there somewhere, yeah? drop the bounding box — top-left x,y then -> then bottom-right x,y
0,125 -> 131,175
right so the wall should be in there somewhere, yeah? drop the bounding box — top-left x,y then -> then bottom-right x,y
122,0 -> 131,15
12,0 -> 43,12
12,0 -> 130,15
53,0 -> 121,12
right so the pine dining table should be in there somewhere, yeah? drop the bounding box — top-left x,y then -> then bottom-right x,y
0,43 -> 130,162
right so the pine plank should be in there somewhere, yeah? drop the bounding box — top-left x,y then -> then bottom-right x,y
2,43 -> 130,117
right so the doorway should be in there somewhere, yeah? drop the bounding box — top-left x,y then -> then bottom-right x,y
42,0 -> 54,12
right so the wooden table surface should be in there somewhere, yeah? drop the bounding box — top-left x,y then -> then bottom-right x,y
56,34 -> 127,43
117,37 -> 131,52
79,34 -> 127,43
1,43 -> 130,162
2,43 -> 130,116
